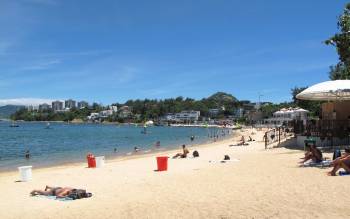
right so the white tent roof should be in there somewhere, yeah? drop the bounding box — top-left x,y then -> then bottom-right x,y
296,80 -> 350,101
294,108 -> 309,112
273,107 -> 308,115
145,120 -> 154,125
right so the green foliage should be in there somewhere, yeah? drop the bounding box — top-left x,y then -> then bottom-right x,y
117,92 -> 238,121
260,87 -> 322,118
0,105 -> 25,118
325,3 -> 350,80
11,107 -> 94,122
261,102 -> 294,118
290,87 -> 322,117
11,92 -> 240,122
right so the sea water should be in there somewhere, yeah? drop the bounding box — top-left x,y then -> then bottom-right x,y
0,121 -> 232,171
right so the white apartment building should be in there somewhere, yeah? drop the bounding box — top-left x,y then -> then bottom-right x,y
175,111 -> 200,122
264,107 -> 308,125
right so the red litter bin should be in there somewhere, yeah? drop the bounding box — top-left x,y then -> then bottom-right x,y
156,156 -> 168,171
87,153 -> 96,168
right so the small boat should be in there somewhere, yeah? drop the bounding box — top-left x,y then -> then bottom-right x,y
10,121 -> 19,127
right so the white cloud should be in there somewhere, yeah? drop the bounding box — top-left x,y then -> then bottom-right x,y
21,0 -> 57,6
20,59 -> 61,71
0,98 -> 56,106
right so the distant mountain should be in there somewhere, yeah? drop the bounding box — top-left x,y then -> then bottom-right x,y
0,105 -> 25,118
207,92 -> 238,103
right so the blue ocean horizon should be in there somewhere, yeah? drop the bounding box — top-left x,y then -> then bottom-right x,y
0,121 -> 232,171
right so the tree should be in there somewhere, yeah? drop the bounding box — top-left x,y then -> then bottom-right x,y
325,3 -> 350,79
291,87 -> 322,117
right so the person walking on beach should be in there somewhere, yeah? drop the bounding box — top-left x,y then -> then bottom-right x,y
173,144 -> 189,158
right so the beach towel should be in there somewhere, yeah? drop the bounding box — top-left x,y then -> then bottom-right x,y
302,160 -> 332,167
229,143 -> 249,147
209,158 -> 240,163
33,195 -> 73,201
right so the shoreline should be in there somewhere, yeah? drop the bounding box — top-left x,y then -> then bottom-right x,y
1,120 -> 240,129
0,130 -> 241,176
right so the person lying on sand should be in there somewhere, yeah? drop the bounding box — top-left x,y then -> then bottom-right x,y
299,144 -> 323,164
173,144 -> 189,158
328,148 -> 350,176
30,185 -> 92,199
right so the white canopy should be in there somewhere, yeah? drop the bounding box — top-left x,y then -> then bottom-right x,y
296,80 -> 350,101
294,108 -> 309,112
145,120 -> 154,125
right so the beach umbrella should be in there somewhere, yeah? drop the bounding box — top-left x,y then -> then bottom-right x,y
294,108 -> 309,112
296,80 -> 350,101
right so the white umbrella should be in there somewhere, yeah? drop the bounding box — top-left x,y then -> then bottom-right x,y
296,80 -> 350,101
294,108 -> 309,112
145,120 -> 154,125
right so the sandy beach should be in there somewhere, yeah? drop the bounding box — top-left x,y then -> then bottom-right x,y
0,128 -> 350,219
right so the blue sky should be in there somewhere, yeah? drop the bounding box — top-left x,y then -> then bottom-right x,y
0,0 -> 348,105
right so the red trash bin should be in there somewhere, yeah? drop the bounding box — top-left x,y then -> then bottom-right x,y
87,153 -> 96,168
156,156 -> 168,171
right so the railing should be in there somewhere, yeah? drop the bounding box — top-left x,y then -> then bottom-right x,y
292,119 -> 350,147
293,120 -> 350,138
264,126 -> 294,149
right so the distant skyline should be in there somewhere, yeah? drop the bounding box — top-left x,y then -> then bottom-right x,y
0,0 -> 348,105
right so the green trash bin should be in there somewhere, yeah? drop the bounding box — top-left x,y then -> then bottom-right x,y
304,138 -> 316,151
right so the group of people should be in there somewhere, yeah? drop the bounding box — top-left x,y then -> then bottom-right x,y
31,143 -> 195,199
232,135 -> 253,146
299,143 -> 350,176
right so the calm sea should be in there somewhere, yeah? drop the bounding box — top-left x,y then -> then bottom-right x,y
0,121 -> 232,171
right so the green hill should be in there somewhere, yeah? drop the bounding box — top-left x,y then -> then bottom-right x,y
202,92 -> 238,110
0,105 -> 25,118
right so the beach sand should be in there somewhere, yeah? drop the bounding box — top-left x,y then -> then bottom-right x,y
1,128 -> 350,219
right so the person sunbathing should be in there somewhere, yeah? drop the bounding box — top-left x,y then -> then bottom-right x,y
30,186 -> 74,198
30,185 -> 92,199
328,149 -> 350,176
299,144 -> 323,164
173,144 -> 189,158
